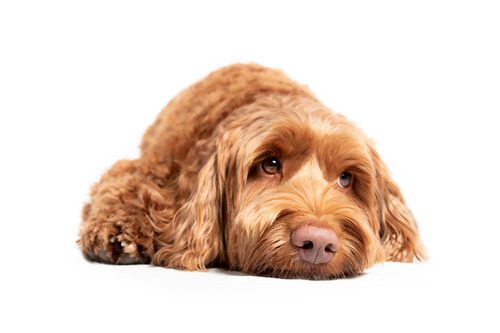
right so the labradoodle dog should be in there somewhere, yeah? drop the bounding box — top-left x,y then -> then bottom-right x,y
79,64 -> 426,279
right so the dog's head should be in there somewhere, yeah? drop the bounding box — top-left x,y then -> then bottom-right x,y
156,95 -> 425,279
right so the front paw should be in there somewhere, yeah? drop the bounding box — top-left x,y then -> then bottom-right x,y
80,222 -> 151,265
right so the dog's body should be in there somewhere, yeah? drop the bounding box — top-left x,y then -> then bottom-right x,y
79,64 -> 425,279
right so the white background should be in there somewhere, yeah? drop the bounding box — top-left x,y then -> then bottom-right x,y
1,1 -> 499,332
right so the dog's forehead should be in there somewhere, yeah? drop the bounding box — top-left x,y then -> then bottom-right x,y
302,110 -> 361,151
305,108 -> 354,135
307,112 -> 337,135
240,98 -> 368,176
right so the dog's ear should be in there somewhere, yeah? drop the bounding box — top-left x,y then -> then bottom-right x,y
152,153 -> 224,270
369,143 -> 426,262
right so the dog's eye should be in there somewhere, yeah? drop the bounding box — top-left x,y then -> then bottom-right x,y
337,172 -> 353,188
260,157 -> 281,175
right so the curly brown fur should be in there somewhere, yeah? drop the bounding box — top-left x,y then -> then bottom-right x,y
79,63 -> 426,279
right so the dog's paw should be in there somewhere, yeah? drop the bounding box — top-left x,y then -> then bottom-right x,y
80,222 -> 152,265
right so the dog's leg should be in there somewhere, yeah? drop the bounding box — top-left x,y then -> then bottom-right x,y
78,160 -> 172,265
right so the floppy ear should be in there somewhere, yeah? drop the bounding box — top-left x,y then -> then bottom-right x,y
152,153 -> 224,271
369,143 -> 427,262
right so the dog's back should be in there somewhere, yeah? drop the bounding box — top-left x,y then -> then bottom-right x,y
140,64 -> 315,163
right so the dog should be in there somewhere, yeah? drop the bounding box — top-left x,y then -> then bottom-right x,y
79,64 -> 426,279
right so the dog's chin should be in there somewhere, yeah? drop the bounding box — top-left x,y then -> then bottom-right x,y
251,263 -> 363,280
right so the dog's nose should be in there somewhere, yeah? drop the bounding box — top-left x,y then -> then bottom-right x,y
291,225 -> 338,264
